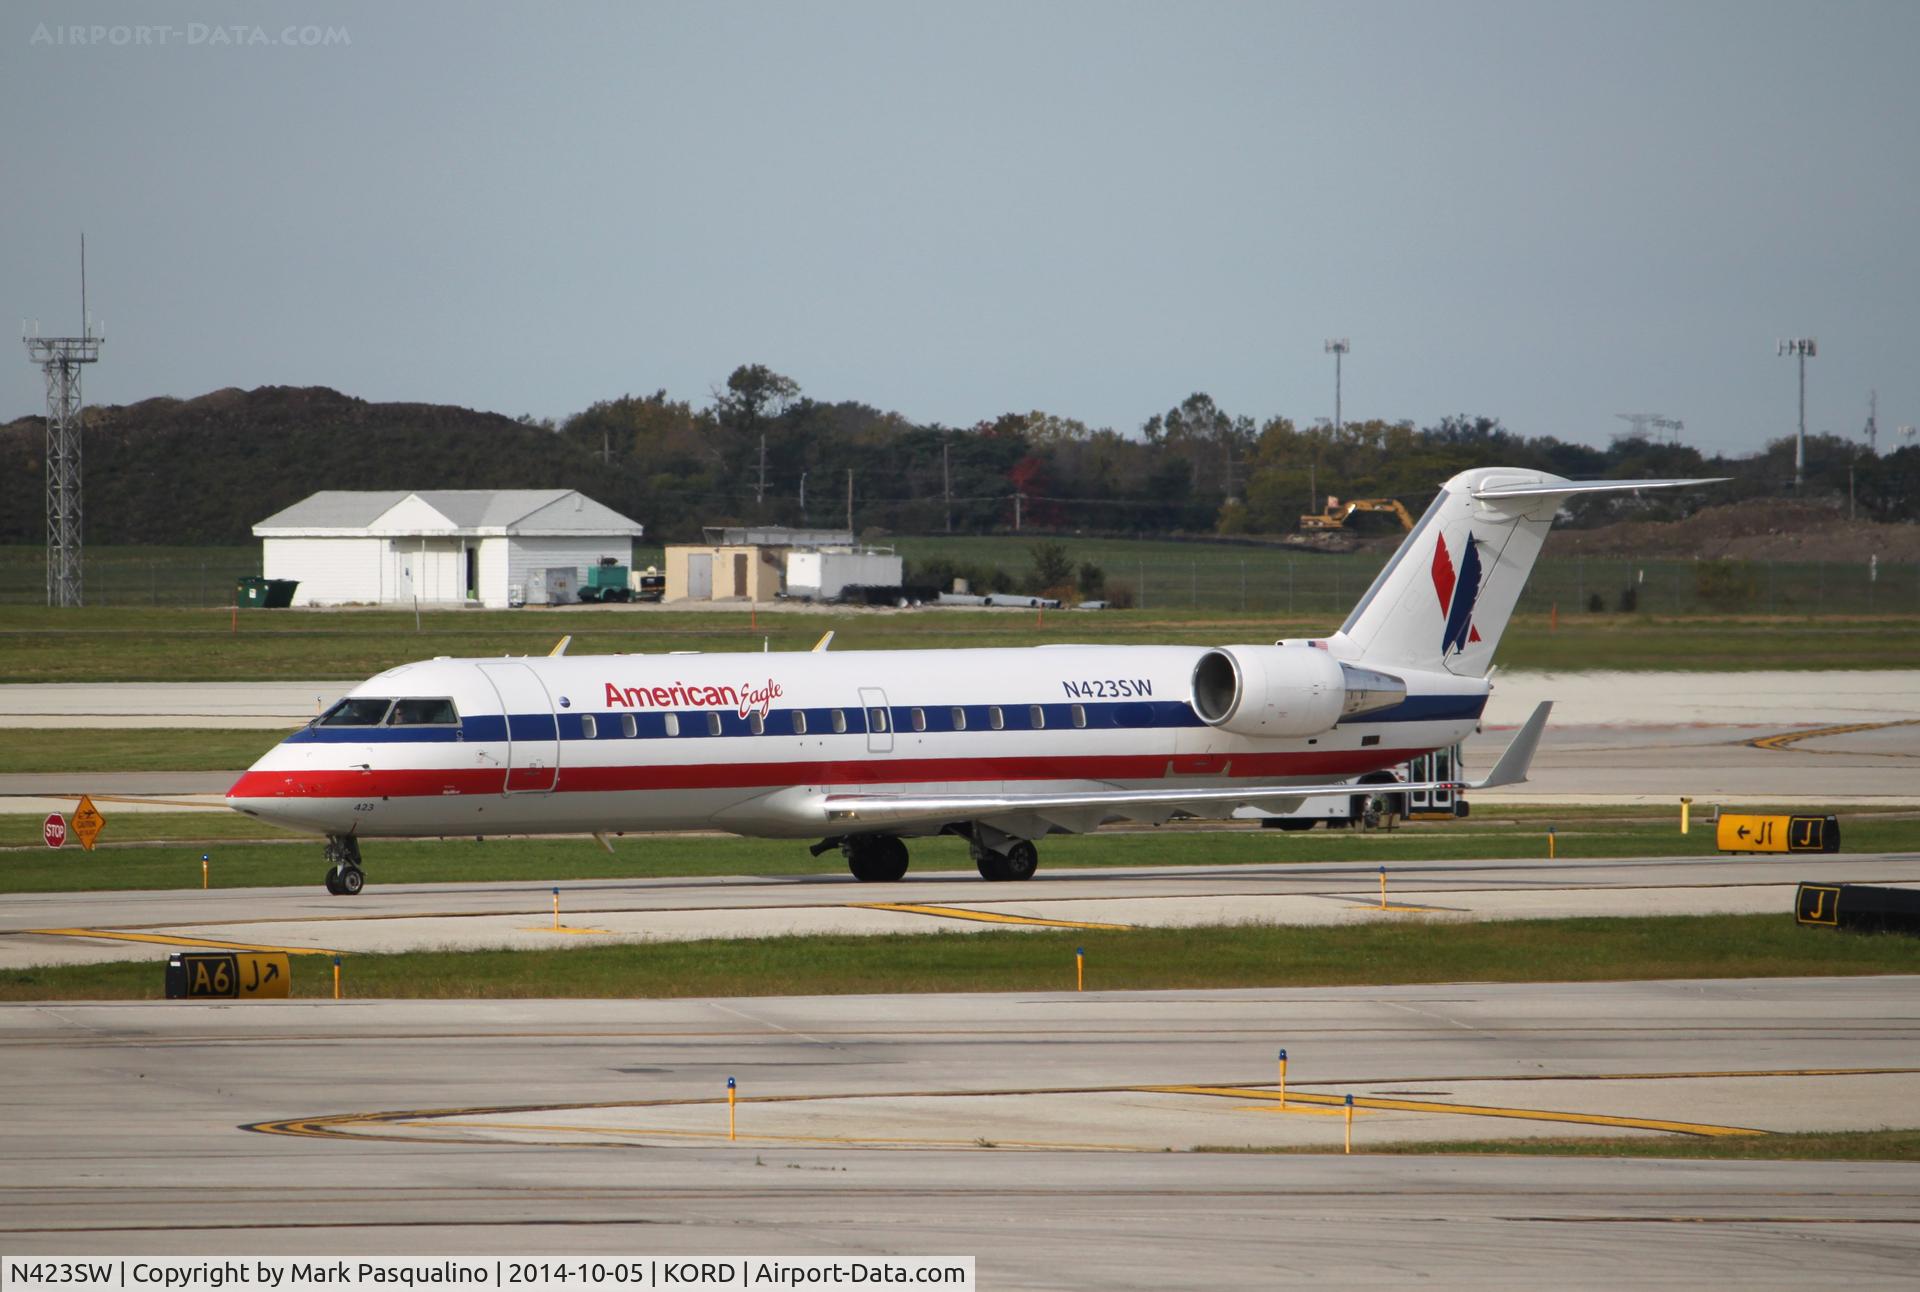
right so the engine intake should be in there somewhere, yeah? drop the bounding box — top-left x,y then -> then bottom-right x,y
1191,646 -> 1406,737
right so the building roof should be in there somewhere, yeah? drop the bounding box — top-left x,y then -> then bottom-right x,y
700,526 -> 856,548
254,489 -> 644,538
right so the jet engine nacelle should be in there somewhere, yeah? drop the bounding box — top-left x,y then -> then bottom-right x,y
1191,645 -> 1407,738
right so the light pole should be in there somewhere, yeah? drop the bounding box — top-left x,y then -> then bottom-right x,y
1777,338 -> 1817,487
1324,338 -> 1350,433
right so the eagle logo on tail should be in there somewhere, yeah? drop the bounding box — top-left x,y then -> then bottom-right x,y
1430,534 -> 1483,655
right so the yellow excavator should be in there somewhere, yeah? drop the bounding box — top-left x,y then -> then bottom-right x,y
1287,496 -> 1416,551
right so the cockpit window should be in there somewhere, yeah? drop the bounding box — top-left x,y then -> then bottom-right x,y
318,697 -> 393,727
389,698 -> 459,726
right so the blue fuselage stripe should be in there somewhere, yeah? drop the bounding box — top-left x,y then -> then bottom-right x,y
282,692 -> 1477,745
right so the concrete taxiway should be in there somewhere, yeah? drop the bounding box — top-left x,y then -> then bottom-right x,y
8,853 -> 1919,968
2,980 -> 1916,1285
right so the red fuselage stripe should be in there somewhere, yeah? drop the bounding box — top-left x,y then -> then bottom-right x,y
227,749 -> 1423,800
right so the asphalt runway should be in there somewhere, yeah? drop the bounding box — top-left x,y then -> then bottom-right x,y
3,981 -> 1916,1286
9,853 -> 1920,968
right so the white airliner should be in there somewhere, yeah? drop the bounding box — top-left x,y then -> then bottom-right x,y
228,467 -> 1717,894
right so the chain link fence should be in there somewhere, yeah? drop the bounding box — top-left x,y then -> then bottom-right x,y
0,545 -> 1912,617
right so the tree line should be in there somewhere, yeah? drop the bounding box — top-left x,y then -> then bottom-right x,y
1,369 -> 1912,546
562,364 -> 1917,539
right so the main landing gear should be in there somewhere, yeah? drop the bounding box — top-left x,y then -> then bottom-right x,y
839,834 -> 910,883
323,835 -> 365,896
972,837 -> 1038,882
812,828 -> 1041,883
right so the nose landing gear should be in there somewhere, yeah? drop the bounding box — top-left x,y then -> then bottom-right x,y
323,835 -> 365,896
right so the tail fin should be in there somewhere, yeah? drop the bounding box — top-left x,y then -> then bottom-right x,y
1327,469 -> 1723,677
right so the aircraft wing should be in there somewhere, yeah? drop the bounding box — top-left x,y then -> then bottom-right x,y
821,702 -> 1551,834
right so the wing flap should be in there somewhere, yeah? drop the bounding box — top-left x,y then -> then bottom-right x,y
822,702 -> 1553,834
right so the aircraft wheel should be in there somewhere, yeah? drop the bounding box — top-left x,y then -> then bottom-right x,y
330,865 -> 365,896
978,841 -> 1038,882
1000,841 -> 1038,881
323,869 -> 344,895
846,835 -> 908,882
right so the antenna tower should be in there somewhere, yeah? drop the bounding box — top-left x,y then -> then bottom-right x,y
23,236 -> 103,607
1612,412 -> 1683,444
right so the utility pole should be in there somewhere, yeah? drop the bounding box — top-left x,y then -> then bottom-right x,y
1778,338 -> 1817,487
1865,389 -> 1879,455
1324,338 -> 1350,433
23,235 -> 103,607
845,469 -> 853,535
1014,492 -> 1023,531
942,435 -> 952,533
798,470 -> 807,520
753,435 -> 768,506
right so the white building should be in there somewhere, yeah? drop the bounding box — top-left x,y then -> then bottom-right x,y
253,490 -> 645,609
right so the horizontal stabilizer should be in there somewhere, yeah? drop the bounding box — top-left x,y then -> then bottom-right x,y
1471,477 -> 1728,503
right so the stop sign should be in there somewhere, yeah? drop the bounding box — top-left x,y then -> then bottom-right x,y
44,814 -> 67,849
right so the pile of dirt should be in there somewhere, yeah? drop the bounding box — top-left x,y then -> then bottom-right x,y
1548,498 -> 1920,563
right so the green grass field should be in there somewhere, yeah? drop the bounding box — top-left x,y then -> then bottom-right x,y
0,603 -> 1913,681
4,913 -> 1915,1001
3,807 -> 1914,892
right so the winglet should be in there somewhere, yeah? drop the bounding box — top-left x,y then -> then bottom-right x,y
549,635 -> 572,657
811,631 -> 834,653
1471,700 -> 1552,789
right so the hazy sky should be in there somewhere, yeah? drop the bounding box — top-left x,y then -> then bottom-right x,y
4,0 -> 1915,458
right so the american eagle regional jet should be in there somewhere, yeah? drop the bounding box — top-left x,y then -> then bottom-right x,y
228,468 -> 1717,894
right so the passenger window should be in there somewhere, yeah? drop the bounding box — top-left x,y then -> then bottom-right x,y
989,706 -> 1004,731
389,698 -> 457,726
622,713 -> 637,738
869,707 -> 889,733
706,712 -> 722,737
1071,704 -> 1086,728
319,698 -> 393,727
664,713 -> 680,737
749,712 -> 765,735
581,715 -> 598,739
911,707 -> 926,732
793,711 -> 808,735
951,707 -> 967,731
831,709 -> 847,734
1030,705 -> 1045,729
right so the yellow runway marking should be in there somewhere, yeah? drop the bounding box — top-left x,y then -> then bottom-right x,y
517,926 -> 610,936
1749,718 -> 1920,753
1345,904 -> 1446,913
29,927 -> 340,956
1148,1085 -> 1765,1137
853,902 -> 1132,930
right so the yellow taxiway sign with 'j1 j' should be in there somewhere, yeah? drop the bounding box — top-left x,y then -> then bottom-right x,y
1716,813 -> 1838,854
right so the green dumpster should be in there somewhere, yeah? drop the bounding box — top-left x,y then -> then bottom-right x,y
235,576 -> 270,608
263,579 -> 299,608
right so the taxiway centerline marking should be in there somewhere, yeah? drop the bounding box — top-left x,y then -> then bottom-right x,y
1148,1085 -> 1765,1137
852,902 -> 1132,930
1749,718 -> 1920,754
27,927 -> 341,956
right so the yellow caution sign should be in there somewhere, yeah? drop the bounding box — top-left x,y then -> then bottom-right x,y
168,951 -> 291,1000
1716,813 -> 1839,854
70,795 -> 106,852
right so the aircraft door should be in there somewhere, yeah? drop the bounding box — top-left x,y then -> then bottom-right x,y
858,686 -> 893,754
477,662 -> 560,793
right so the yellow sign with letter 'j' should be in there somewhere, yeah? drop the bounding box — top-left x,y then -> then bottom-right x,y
1716,813 -> 1836,854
